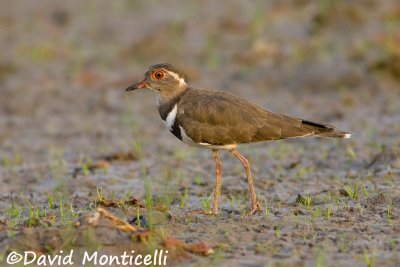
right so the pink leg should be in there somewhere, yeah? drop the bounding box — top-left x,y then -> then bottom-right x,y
212,149 -> 223,214
230,149 -> 260,214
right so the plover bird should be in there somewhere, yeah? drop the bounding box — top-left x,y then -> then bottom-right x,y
126,63 -> 350,215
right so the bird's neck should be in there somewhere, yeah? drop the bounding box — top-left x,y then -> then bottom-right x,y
156,86 -> 189,121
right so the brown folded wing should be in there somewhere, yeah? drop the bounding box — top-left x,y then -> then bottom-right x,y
177,88 -> 340,145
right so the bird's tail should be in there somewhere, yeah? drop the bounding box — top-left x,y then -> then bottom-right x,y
316,130 -> 351,138
301,120 -> 351,139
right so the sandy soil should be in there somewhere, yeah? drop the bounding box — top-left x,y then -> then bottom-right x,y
0,1 -> 399,266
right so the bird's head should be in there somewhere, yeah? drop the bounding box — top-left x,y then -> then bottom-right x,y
126,63 -> 187,95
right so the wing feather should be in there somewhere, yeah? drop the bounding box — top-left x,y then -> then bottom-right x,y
176,88 -> 339,145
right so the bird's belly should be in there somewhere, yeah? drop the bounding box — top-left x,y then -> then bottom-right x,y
178,126 -> 237,150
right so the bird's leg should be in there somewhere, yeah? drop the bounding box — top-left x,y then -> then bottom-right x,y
230,149 -> 260,214
212,149 -> 223,214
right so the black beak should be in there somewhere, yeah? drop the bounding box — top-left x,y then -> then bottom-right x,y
125,80 -> 149,91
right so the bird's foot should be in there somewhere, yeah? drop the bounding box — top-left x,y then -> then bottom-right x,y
208,210 -> 219,215
249,202 -> 261,215
207,207 -> 220,215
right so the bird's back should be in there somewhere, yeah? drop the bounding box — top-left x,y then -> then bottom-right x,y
176,88 -> 349,146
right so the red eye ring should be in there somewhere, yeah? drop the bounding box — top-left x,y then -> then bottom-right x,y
152,70 -> 165,80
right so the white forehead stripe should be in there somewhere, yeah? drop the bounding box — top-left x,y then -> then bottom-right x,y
166,70 -> 187,86
164,104 -> 178,131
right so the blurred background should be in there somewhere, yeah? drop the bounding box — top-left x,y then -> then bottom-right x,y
0,1 -> 399,266
0,0 -> 399,162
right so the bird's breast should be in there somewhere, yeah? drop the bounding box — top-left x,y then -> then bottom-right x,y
159,103 -> 182,141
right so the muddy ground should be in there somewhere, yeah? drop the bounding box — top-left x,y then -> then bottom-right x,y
0,1 -> 400,266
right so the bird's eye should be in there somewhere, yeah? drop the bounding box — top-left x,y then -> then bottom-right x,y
152,70 -> 165,80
